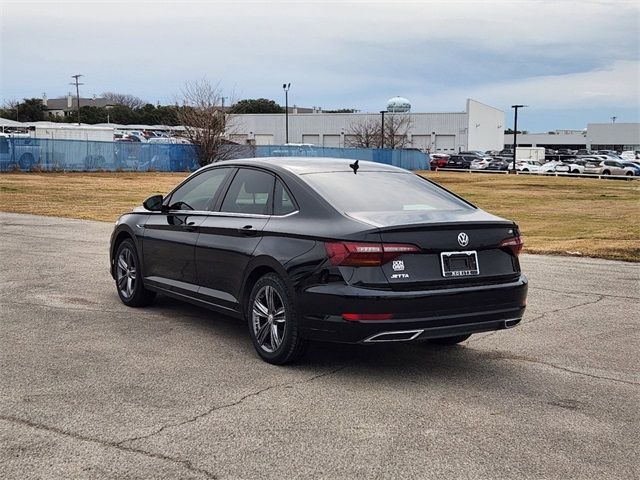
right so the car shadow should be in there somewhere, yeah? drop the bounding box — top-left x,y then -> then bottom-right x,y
146,294 -> 531,389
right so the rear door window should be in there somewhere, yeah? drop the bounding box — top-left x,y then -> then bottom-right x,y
220,168 -> 275,215
273,179 -> 297,215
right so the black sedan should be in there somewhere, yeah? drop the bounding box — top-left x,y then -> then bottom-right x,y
110,158 -> 528,364
445,155 -> 474,169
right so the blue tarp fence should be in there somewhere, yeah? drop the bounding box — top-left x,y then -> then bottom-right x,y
0,137 -> 429,172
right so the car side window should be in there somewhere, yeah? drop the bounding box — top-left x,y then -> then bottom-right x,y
273,179 -> 297,215
220,168 -> 275,215
167,168 -> 232,211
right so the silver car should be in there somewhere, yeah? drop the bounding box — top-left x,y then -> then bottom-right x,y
583,159 -> 635,176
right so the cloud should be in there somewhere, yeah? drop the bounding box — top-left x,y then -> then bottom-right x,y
1,0 -> 638,129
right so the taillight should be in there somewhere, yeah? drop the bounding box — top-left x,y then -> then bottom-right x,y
499,236 -> 524,256
325,242 -> 420,266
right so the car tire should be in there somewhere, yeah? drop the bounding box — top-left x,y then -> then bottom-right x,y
114,239 -> 156,307
247,273 -> 308,365
625,171 -> 633,176
572,169 -> 580,174
602,170 -> 610,175
428,334 -> 472,346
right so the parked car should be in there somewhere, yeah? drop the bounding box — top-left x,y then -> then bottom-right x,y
621,161 -> 640,176
508,160 -> 543,173
540,160 -> 566,173
620,151 -> 639,161
485,159 -> 510,171
109,158 -> 527,364
460,151 -> 492,161
583,159 -> 635,176
429,154 -> 449,169
575,149 -> 592,156
446,155 -> 474,169
470,158 -> 491,170
559,159 -> 588,174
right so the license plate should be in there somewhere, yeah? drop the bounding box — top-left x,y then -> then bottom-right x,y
441,251 -> 480,277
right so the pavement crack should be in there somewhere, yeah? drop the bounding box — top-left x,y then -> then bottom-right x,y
530,286 -> 639,302
469,351 -> 640,387
0,415 -> 216,479
117,366 -> 346,447
468,295 -> 605,344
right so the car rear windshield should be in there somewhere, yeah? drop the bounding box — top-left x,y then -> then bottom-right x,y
302,171 -> 473,213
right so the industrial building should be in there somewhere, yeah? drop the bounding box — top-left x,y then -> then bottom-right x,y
231,99 -> 506,153
504,123 -> 640,151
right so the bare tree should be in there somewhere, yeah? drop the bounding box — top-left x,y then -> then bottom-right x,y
345,114 -> 412,149
383,114 -> 412,149
1,99 -> 20,121
344,117 -> 381,148
176,79 -> 240,166
101,92 -> 146,109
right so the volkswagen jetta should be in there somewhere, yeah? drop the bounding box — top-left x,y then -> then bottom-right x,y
110,157 -> 528,364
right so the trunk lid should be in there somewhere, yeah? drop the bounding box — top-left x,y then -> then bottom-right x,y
348,209 -> 521,289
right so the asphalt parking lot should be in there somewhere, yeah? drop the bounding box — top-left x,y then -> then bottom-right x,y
1,212 -> 638,479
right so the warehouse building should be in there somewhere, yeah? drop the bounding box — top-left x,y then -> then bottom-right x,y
504,123 -> 640,151
231,99 -> 505,153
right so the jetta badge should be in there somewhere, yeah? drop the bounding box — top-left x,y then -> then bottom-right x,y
457,232 -> 469,247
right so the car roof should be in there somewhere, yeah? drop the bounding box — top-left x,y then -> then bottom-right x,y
205,156 -> 409,175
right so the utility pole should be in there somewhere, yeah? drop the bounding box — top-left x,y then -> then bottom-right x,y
283,83 -> 290,144
511,105 -> 527,174
70,74 -> 84,125
221,96 -> 227,132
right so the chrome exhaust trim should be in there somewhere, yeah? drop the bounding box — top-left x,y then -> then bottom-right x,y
503,318 -> 522,329
363,329 -> 424,343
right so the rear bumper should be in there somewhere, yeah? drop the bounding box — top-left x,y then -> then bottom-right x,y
297,275 -> 528,343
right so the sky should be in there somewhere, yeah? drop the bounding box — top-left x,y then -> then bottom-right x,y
1,0 -> 639,131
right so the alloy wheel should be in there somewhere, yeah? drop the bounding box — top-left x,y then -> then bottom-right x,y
116,247 -> 136,299
252,285 -> 286,353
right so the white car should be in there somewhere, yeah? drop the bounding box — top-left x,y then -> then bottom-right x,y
620,151 -> 639,161
470,158 -> 491,170
540,160 -> 566,173
508,160 -> 543,173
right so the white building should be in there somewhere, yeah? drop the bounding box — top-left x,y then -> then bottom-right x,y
231,99 -> 505,153
504,123 -> 640,151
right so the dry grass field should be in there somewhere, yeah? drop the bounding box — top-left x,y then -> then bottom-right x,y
1,171 -> 638,261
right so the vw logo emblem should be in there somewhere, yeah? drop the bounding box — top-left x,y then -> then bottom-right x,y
457,232 -> 469,247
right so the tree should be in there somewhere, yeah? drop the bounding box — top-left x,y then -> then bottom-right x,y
345,117 -> 380,148
13,98 -> 46,122
383,114 -> 412,149
176,79 -> 239,166
102,92 -> 146,109
345,114 -> 412,149
0,99 -> 20,121
230,98 -> 284,114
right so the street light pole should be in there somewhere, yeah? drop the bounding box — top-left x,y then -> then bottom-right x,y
380,110 -> 386,148
283,83 -> 290,144
70,74 -> 84,125
511,104 -> 527,174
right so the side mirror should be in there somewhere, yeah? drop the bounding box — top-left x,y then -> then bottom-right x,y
143,194 -> 164,212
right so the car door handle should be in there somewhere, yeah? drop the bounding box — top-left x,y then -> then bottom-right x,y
238,225 -> 258,236
182,221 -> 198,232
